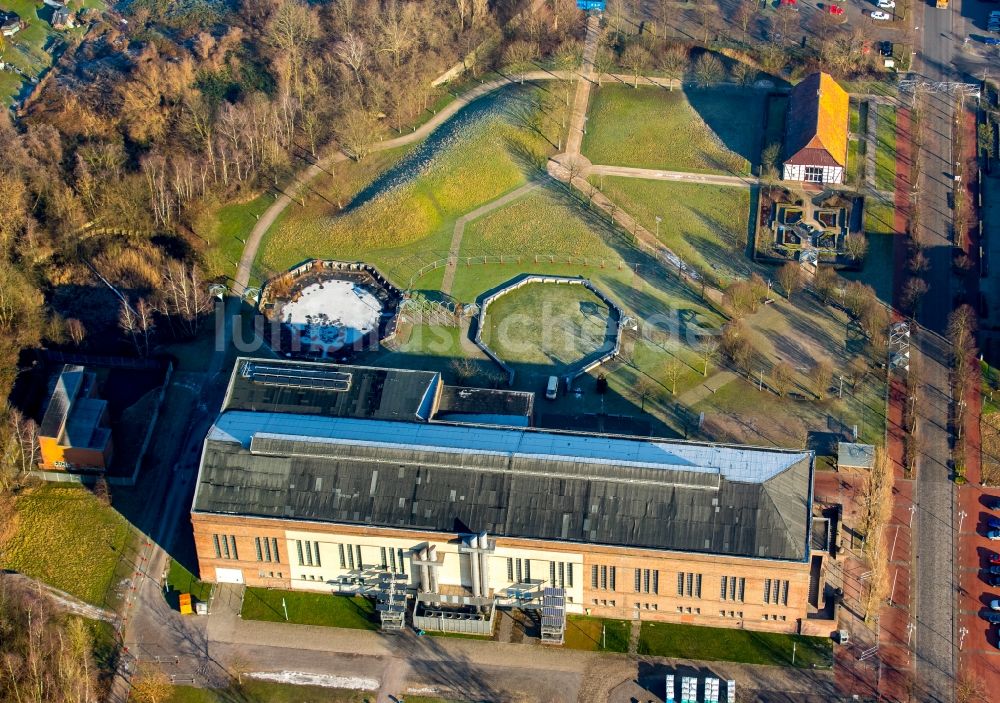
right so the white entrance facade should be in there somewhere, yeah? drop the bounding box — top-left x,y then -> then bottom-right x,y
214,567 -> 245,584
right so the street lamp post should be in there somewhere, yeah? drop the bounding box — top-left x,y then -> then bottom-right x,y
655,216 -> 662,238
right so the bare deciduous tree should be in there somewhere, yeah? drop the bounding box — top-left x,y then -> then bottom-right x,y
770,360 -> 794,397
664,356 -> 684,395
622,44 -> 652,88
693,53 -> 725,88
777,262 -> 804,299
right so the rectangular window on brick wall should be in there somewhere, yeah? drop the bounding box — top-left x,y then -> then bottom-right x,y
593,565 -> 616,591
212,534 -> 238,560
720,576 -> 745,602
763,579 -> 789,605
678,572 -> 702,598
635,569 -> 658,594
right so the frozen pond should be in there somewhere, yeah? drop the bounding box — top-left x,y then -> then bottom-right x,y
281,280 -> 382,355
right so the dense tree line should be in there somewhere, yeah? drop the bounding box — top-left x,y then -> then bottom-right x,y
0,581 -> 107,703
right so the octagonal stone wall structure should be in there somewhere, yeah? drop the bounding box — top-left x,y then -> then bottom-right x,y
474,275 -> 623,388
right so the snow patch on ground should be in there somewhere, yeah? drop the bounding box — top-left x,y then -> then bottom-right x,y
280,280 -> 382,355
246,670 -> 379,690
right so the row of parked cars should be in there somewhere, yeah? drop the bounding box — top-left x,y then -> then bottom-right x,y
982,497 -> 1000,638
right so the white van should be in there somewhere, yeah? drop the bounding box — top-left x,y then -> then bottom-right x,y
545,375 -> 559,400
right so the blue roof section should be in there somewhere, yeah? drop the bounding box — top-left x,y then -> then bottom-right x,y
210,411 -> 809,485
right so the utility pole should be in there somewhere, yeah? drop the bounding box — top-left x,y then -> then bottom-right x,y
655,216 -> 662,239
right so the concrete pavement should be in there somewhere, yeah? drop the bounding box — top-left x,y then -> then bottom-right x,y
123,582 -> 840,703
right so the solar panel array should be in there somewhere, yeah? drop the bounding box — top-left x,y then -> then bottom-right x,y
242,360 -> 353,392
540,587 -> 566,644
665,675 -> 675,703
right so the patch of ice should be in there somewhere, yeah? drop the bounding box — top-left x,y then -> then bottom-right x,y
280,280 -> 383,356
246,670 -> 379,690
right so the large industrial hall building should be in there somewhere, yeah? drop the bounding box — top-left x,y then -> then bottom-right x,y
191,358 -> 822,635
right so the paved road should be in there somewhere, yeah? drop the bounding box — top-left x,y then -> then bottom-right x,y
910,3 -> 965,701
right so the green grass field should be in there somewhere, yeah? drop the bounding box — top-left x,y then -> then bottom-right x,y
0,0 -> 103,104
166,683 -> 371,703
481,281 -> 616,369
258,86 -> 561,284
843,232 -> 894,304
240,588 -> 379,630
165,558 -> 212,606
582,86 -> 765,175
563,615 -> 630,652
874,103 -> 897,192
0,484 -> 134,605
637,621 -> 832,668
982,360 -> 1000,416
865,198 -> 897,235
846,137 -> 862,186
589,177 -> 751,285
196,192 -> 276,281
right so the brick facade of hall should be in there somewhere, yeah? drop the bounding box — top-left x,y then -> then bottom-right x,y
192,512 -> 814,634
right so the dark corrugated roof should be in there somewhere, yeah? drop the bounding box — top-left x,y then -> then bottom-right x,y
437,385 -> 534,419
194,414 -> 812,561
223,358 -> 439,421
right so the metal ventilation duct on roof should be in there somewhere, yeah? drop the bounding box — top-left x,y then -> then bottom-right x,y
241,360 -> 352,391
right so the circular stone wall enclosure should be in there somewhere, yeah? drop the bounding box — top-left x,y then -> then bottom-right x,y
474,275 -> 624,387
260,260 -> 403,358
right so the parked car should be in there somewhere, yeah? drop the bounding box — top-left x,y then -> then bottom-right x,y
982,610 -> 1000,624
879,41 -> 894,56
878,0 -> 896,7
987,574 -> 1000,587
989,552 -> 1000,565
989,529 -> 1000,541
827,4 -> 844,14
986,565 -> 1000,575
986,496 -> 1000,510
871,10 -> 892,20
987,516 -> 1000,530
986,37 -> 1000,46
991,599 -> 1000,611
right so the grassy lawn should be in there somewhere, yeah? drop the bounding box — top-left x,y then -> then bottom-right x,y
590,177 -> 752,285
638,621 -> 832,668
846,137 -> 863,186
982,360 -> 1000,416
167,683 -> 371,703
0,71 -> 21,107
865,198 -> 897,235
874,103 -> 897,192
258,85 -> 563,285
481,281 -> 616,369
0,484 -> 134,606
0,0 -> 103,103
563,615 -> 630,652
762,95 -> 787,165
241,588 -> 379,630
165,558 -> 212,604
582,85 -> 765,175
843,232 -> 895,304
196,192 -> 276,281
